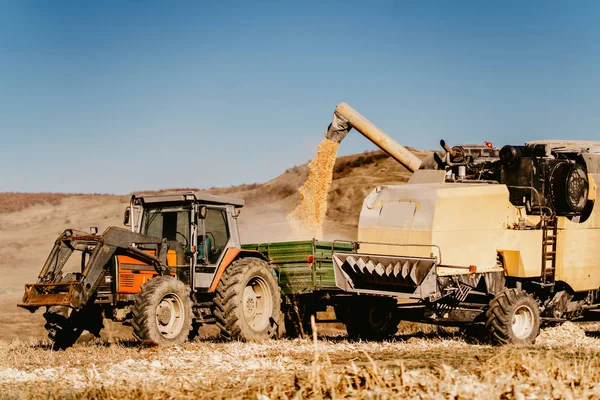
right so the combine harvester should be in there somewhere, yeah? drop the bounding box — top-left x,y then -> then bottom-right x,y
19,103 -> 600,347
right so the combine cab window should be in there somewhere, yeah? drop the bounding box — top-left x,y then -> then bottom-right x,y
204,208 -> 230,264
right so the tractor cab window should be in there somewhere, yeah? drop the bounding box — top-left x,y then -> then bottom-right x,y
143,206 -> 190,265
202,208 -> 230,264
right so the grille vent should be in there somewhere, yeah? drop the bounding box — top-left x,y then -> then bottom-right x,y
119,274 -> 135,288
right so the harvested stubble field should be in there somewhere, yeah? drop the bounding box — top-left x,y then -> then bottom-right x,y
2,322 -> 600,399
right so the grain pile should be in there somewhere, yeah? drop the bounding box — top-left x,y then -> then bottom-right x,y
288,138 -> 339,239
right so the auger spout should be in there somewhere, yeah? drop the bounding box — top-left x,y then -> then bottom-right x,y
325,102 -> 422,173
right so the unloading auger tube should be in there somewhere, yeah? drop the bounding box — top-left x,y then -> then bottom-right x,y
325,102 -> 422,173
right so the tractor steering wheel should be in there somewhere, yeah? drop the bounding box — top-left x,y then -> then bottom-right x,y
175,231 -> 189,249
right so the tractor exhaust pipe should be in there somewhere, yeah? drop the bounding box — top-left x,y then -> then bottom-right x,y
325,102 -> 422,173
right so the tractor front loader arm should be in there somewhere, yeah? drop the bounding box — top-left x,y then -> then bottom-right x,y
19,227 -> 169,312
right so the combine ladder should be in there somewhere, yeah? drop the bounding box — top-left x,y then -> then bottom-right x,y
541,215 -> 558,286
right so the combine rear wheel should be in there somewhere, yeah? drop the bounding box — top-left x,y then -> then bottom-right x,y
132,276 -> 193,345
343,297 -> 400,340
213,258 -> 281,340
485,288 -> 540,345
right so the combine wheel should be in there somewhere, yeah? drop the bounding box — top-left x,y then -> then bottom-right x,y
344,297 -> 400,340
132,276 -> 193,345
485,288 -> 540,345
213,257 -> 281,340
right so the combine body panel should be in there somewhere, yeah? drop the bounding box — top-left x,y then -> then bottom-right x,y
358,180 -> 517,275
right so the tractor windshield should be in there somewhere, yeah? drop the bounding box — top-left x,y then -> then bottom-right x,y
142,205 -> 191,266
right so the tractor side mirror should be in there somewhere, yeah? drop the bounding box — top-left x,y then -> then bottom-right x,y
199,206 -> 207,219
123,207 -> 131,226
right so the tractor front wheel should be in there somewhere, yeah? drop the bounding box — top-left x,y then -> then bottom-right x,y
44,306 -> 84,350
485,288 -> 540,345
43,274 -> 105,350
213,257 -> 281,340
132,276 -> 193,345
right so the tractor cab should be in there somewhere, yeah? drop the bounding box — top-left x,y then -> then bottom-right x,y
124,192 -> 245,290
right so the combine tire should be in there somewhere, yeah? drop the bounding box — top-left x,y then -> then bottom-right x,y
344,297 -> 400,340
485,288 -> 540,345
213,257 -> 281,340
132,276 -> 193,346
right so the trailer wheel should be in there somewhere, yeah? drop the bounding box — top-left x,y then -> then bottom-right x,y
213,257 -> 281,341
485,288 -> 540,345
344,298 -> 400,340
132,276 -> 193,346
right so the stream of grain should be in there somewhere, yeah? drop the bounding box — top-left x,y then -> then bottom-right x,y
288,138 -> 340,239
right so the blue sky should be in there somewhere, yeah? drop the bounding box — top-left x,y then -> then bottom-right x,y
1,1 -> 599,193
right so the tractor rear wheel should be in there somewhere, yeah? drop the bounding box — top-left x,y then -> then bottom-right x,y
132,276 -> 193,346
485,288 -> 540,345
343,297 -> 400,340
213,257 -> 281,341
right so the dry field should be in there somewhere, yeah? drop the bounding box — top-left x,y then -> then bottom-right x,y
1,322 -> 600,399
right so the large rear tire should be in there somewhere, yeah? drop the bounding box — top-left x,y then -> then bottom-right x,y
132,276 -> 193,346
213,257 -> 281,340
343,297 -> 400,340
485,288 -> 540,345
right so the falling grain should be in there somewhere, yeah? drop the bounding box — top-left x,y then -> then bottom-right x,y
288,138 -> 340,239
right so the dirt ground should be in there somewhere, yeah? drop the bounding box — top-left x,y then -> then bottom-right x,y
2,322 -> 600,399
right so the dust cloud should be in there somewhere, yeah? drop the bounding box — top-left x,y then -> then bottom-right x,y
287,138 -> 340,239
